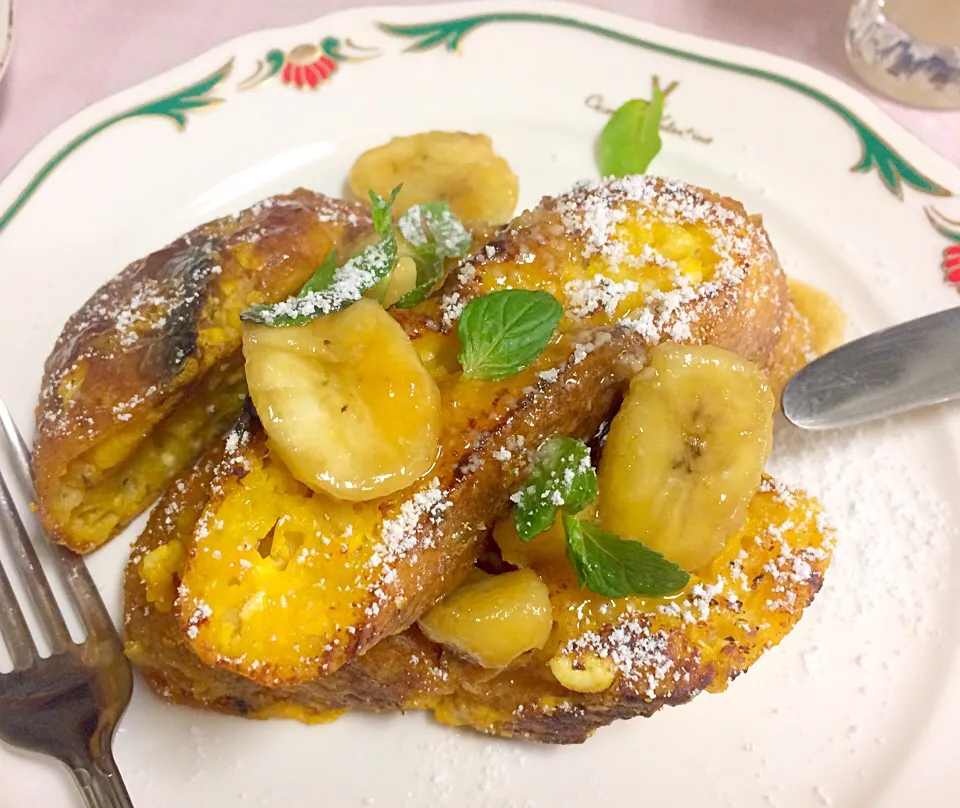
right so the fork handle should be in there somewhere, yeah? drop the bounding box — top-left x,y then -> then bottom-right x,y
68,753 -> 134,808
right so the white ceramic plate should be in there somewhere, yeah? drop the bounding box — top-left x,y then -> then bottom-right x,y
1,2 -> 959,806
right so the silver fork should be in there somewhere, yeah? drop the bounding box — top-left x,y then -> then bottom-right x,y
0,398 -> 134,807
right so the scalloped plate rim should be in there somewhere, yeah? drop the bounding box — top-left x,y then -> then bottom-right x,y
2,1 -> 960,197
0,3 -> 958,808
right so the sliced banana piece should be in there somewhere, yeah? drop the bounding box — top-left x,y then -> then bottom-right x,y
493,512 -> 568,570
242,299 -> 441,501
367,255 -> 418,308
597,343 -> 774,572
349,131 -> 519,224
418,568 -> 553,668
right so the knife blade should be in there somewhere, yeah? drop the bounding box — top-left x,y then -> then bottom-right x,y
781,306 -> 960,430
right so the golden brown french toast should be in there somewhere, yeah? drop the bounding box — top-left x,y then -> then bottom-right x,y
33,191 -> 373,553
428,178 -> 786,360
433,478 -> 833,742
173,176 -> 789,687
125,429 -> 831,742
124,422 -> 456,720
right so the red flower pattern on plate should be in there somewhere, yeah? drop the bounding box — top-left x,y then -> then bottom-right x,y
944,244 -> 960,284
280,44 -> 338,89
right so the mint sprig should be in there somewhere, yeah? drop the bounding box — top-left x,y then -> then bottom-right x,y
457,289 -> 562,381
296,249 -> 339,297
563,515 -> 690,598
510,436 -> 690,598
599,80 -> 665,177
240,185 -> 402,326
398,201 -> 472,255
371,186 -> 401,236
513,437 -> 597,542
394,202 -> 472,309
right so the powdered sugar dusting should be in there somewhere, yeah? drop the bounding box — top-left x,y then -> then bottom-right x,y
768,415 -> 952,637
560,616 -> 677,700
365,478 -> 452,612
439,176 -> 765,368
566,275 -> 640,319
555,176 -> 761,344
440,292 -> 466,330
553,176 -> 752,270
372,478 -> 451,567
559,470 -> 834,704
251,241 -> 393,324
620,273 -> 703,343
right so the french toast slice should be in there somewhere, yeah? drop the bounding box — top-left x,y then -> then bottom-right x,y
33,191 -> 374,553
124,421 -> 456,720
175,176 -> 789,686
125,434 -> 831,742
433,478 -> 833,742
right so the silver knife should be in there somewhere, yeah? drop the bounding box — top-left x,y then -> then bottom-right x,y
781,306 -> 960,430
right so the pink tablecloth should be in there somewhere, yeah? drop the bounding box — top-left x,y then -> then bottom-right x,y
1,0 -> 959,178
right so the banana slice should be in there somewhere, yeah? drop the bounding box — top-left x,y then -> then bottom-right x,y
493,512 -> 568,570
597,343 -> 774,572
418,569 -> 553,668
242,299 -> 441,501
348,131 -> 519,224
367,255 -> 418,308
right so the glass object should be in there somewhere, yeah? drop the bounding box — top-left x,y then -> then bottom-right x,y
845,0 -> 960,108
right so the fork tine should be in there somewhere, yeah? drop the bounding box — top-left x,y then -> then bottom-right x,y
0,397 -> 119,643
0,398 -> 32,491
0,474 -> 73,651
0,558 -> 37,668
54,546 -> 120,643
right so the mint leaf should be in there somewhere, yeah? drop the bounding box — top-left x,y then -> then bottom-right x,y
513,438 -> 597,542
410,202 -> 473,257
297,249 -> 339,297
457,290 -> 562,381
394,203 -> 472,309
241,241 -> 397,326
563,515 -> 690,598
370,185 -> 403,237
600,82 -> 665,177
393,243 -> 443,308
241,188 -> 401,327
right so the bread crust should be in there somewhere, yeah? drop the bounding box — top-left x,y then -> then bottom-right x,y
432,178 -> 787,364
430,480 -> 832,743
124,433 -> 456,719
33,191 -> 372,553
